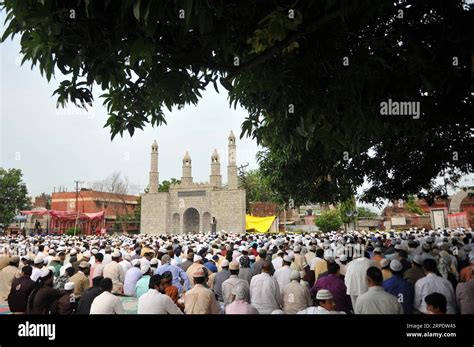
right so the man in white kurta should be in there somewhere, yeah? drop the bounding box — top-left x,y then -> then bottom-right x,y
221,261 -> 250,306
414,259 -> 456,314
250,261 -> 282,314
354,266 -> 403,314
90,278 -> 125,314
102,251 -> 125,294
344,256 -> 378,308
273,255 -> 293,295
137,275 -> 183,314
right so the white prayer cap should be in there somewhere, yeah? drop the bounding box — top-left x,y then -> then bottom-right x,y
112,250 -> 121,258
205,254 -> 213,261
294,245 -> 301,253
283,255 -> 292,263
124,254 -> 132,261
83,251 -> 91,258
70,249 -> 77,255
131,259 -> 140,266
80,247 -> 86,252
48,249 -> 55,255
271,309 -> 285,314
193,254 -> 203,262
290,270 -> 300,281
64,282 -> 75,291
34,256 -> 44,264
316,289 -> 333,301
91,248 -> 98,255
390,259 -> 403,272
339,254 -> 347,262
150,258 -> 159,266
40,269 -> 52,278
413,254 -> 423,265
221,260 -> 230,268
140,264 -> 150,274
380,258 -> 390,268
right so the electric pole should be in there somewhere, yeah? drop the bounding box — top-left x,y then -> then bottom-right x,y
74,180 -> 84,235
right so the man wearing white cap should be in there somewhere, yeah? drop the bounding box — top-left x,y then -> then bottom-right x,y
274,255 -> 293,295
54,282 -> 76,314
185,255 -> 206,287
297,289 -> 345,314
123,259 -> 143,296
0,256 -> 20,301
31,255 -> 45,282
291,245 -> 305,272
102,251 -> 125,294
213,259 -> 231,303
119,254 -> 133,273
403,254 -> 425,286
155,254 -> 190,295
382,259 -> 414,314
282,270 -> 312,314
355,267 -> 403,314
69,261 -> 90,298
184,268 -> 220,314
221,261 -> 250,306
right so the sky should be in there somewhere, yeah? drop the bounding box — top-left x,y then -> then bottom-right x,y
0,19 -> 260,197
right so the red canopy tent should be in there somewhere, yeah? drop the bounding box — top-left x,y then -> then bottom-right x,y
20,210 -> 105,235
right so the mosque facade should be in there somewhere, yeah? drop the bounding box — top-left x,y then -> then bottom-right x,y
140,131 -> 246,234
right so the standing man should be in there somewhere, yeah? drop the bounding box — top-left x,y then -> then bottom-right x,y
184,269 -> 220,314
414,259 -> 456,314
344,255 -> 378,308
355,267 -> 404,314
250,261 -> 282,314
211,217 -> 217,234
382,259 -> 414,314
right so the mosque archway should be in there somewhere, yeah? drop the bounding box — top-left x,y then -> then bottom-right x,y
183,208 -> 200,233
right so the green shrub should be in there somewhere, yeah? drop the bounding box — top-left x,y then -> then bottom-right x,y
65,227 -> 83,236
315,209 -> 342,232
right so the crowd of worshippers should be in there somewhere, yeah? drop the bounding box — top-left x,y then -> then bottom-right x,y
0,227 -> 473,315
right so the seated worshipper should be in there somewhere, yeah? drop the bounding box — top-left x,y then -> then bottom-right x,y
282,270 -> 312,314
354,267 -> 404,314
225,284 -> 259,314
137,274 -> 182,314
54,265 -> 74,290
382,259 -> 414,314
459,252 -> 474,282
77,276 -> 103,314
249,261 -> 282,314
27,269 -> 64,314
212,259 -> 230,303
160,271 -> 179,304
68,261 -> 90,298
221,261 -> 250,306
403,255 -> 425,287
297,289 -> 346,314
156,254 -> 190,295
52,282 -> 76,314
414,259 -> 456,314
7,265 -> 35,314
424,292 -> 447,315
0,256 -> 20,301
184,268 -> 220,314
135,265 -> 153,299
311,261 -> 351,313
89,278 -> 125,314
89,252 -> 105,286
102,251 -> 125,294
238,255 -> 253,284
123,259 -> 143,296
274,255 -> 293,295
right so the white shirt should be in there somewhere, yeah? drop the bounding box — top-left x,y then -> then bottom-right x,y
297,306 -> 346,315
344,257 -> 378,296
119,260 -> 132,274
103,261 -> 125,293
250,272 -> 282,314
272,257 -> 283,270
31,267 -> 43,282
414,273 -> 457,314
90,291 -> 125,314
137,289 -> 183,314
273,266 -> 292,295
355,286 -> 404,314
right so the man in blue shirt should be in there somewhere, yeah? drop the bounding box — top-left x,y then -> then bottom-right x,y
155,255 -> 190,294
382,259 -> 414,314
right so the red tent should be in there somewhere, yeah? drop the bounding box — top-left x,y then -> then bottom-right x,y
20,210 -> 105,235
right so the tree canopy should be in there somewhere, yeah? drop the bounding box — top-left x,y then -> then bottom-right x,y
2,0 -> 473,205
0,168 -> 30,227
